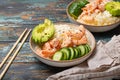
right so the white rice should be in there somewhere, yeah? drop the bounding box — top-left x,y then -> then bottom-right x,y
95,11 -> 120,26
54,24 -> 80,38
77,10 -> 120,26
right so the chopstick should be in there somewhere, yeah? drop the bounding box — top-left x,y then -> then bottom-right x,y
0,28 -> 27,69
0,28 -> 31,80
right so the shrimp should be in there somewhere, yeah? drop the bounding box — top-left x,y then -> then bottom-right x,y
40,49 -> 56,58
61,32 -> 73,47
62,25 -> 87,46
36,44 -> 54,58
78,25 -> 85,35
77,35 -> 88,45
98,0 -> 111,11
80,0 -> 98,17
72,26 -> 87,45
78,15 -> 95,24
61,37 -> 73,48
40,38 -> 61,58
49,38 -> 61,49
42,42 -> 52,50
42,38 -> 61,50
70,35 -> 88,46
66,25 -> 85,39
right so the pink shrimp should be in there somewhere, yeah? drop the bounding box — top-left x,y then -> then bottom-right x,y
40,50 -> 56,58
66,25 -> 85,39
61,32 -> 73,47
42,42 -> 52,50
49,38 -> 61,49
77,35 -> 88,45
40,38 -> 61,58
36,48 -> 56,58
62,25 -> 87,46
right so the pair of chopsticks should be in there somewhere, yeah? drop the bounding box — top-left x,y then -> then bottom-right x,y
0,28 -> 31,80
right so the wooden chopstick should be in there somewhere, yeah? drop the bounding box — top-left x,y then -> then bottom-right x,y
0,28 -> 27,69
0,29 -> 31,80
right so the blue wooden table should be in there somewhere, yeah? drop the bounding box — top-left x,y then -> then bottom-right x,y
0,0 -> 120,80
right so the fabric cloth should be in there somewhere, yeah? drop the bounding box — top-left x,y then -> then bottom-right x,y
47,35 -> 120,80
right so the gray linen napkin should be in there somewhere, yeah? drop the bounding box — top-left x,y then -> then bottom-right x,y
47,35 -> 120,80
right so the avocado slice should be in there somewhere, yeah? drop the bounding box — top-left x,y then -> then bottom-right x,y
105,1 -> 120,16
32,24 -> 44,43
41,19 -> 55,43
32,19 -> 55,44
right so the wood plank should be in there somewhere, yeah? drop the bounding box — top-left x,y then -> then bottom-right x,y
1,62 -> 69,80
0,42 -> 38,62
1,62 -> 119,80
0,0 -> 71,25
0,11 -> 70,26
0,27 -> 32,42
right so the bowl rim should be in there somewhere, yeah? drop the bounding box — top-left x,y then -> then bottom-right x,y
29,23 -> 96,63
66,0 -> 120,27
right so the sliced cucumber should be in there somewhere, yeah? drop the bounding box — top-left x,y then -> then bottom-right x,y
86,44 -> 91,52
73,47 -> 79,58
77,45 -> 86,56
76,47 -> 81,57
52,51 -> 63,61
84,45 -> 89,54
68,47 -> 75,60
62,51 -> 67,60
52,44 -> 91,61
60,48 -> 70,60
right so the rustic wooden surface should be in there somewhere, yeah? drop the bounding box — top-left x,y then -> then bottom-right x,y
0,0 -> 120,80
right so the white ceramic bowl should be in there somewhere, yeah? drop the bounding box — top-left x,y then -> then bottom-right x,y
29,23 -> 96,67
66,1 -> 120,32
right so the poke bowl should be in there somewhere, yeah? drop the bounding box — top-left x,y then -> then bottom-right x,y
29,19 -> 96,67
66,0 -> 120,32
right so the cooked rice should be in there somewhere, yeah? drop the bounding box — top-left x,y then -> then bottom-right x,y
94,11 -> 120,26
77,10 -> 120,26
54,24 -> 80,38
